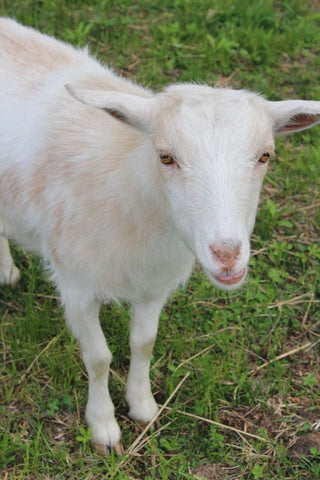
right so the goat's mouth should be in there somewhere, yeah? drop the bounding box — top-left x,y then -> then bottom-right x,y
213,268 -> 246,285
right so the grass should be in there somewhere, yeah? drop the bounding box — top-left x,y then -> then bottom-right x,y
0,1 -> 319,479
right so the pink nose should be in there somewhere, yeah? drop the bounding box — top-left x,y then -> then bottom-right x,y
210,244 -> 240,268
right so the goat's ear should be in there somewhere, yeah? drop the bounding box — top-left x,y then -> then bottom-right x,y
65,84 -> 154,134
267,100 -> 320,136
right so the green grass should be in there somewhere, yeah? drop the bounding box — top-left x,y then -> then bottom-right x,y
0,1 -> 320,479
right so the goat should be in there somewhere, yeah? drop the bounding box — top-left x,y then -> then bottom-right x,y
1,18 -> 319,455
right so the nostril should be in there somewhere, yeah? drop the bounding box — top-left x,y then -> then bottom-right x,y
210,244 -> 240,267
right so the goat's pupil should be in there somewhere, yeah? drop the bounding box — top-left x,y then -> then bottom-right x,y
160,154 -> 174,165
260,152 -> 270,163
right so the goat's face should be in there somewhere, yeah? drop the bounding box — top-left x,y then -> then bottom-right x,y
151,86 -> 275,290
67,83 -> 320,291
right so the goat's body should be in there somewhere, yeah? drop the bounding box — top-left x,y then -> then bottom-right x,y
0,18 -> 193,305
2,18 -> 319,454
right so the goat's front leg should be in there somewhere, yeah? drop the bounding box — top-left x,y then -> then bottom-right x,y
0,236 -> 20,287
126,298 -> 165,423
64,298 -> 122,455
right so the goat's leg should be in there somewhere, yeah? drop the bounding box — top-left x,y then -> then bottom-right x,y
0,236 -> 20,287
64,297 -> 122,455
126,297 -> 165,423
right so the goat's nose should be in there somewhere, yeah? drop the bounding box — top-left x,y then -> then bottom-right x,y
210,244 -> 240,267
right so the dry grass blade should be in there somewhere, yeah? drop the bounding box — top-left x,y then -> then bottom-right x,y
126,372 -> 190,455
163,406 -> 268,442
309,331 -> 320,339
110,367 -> 126,385
130,421 -> 171,455
175,343 -> 216,371
14,332 -> 63,390
249,341 -> 313,376
268,292 -> 318,309
302,294 -> 314,327
22,292 -> 59,300
300,200 -> 320,210
110,374 -> 190,478
251,247 -> 268,256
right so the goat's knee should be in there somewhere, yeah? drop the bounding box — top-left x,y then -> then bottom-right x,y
83,349 -> 112,380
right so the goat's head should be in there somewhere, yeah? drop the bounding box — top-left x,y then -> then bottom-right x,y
66,83 -> 320,291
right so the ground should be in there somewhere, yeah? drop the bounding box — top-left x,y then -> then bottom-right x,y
0,1 -> 319,479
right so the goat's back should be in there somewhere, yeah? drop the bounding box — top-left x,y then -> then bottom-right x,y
0,18 -> 194,302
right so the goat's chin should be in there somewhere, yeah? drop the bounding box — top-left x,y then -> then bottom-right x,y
204,267 -> 248,292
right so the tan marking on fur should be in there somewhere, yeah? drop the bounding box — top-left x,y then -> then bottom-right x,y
49,202 -> 64,267
44,100 -> 143,247
92,360 -> 109,381
49,246 -> 61,268
0,80 -> 154,271
30,162 -> 47,203
0,23 -> 73,74
139,339 -> 155,359
0,19 -> 153,97
77,73 -> 152,98
0,19 -> 84,93
0,166 -> 24,204
48,97 -> 142,165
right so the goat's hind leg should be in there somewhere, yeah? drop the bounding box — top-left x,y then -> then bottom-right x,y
63,294 -> 123,456
0,235 -> 20,288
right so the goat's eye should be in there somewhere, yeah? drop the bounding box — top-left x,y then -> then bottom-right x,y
258,152 -> 270,164
160,154 -> 176,166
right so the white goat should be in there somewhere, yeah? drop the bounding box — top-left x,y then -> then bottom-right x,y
1,18 -> 319,455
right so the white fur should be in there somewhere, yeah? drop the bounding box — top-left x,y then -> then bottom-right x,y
1,18 -> 320,449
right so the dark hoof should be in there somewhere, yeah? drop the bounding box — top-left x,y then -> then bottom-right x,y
94,441 -> 124,456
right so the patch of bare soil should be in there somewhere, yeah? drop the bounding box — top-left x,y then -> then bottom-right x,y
289,432 -> 320,458
219,395 -> 320,438
192,463 -> 240,480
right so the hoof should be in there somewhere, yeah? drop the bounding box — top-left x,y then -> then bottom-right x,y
114,442 -> 125,455
94,441 -> 124,456
134,418 -> 160,432
94,443 -> 111,456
